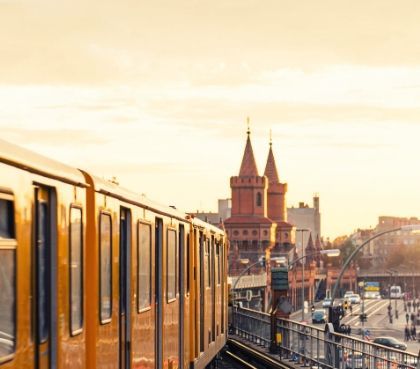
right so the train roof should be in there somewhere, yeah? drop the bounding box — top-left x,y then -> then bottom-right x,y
0,139 -> 87,187
87,175 -> 224,234
86,173 -> 196,223
0,139 -> 224,234
190,216 -> 225,235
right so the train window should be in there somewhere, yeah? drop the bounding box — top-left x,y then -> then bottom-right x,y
37,201 -> 49,342
138,222 -> 151,311
100,213 -> 112,323
216,242 -> 221,285
69,207 -> 83,334
186,235 -> 190,295
0,198 -> 16,358
0,198 -> 14,239
177,226 -> 183,296
167,229 -> 176,302
206,240 -> 211,287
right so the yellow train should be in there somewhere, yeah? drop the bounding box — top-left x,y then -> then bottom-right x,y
0,139 -> 227,369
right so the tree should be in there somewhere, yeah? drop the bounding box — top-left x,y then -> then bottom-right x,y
384,243 -> 420,269
326,236 -> 357,267
385,246 -> 405,269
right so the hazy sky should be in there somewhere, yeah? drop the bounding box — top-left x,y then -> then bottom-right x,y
1,0 -> 420,238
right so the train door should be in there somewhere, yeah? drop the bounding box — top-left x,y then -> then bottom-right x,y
34,186 -> 57,369
178,225 -> 185,369
119,208 -> 132,369
155,218 -> 163,369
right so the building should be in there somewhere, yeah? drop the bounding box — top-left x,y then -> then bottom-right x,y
192,198 -> 231,226
371,216 -> 420,267
287,196 -> 321,257
224,128 -> 294,276
350,228 -> 375,257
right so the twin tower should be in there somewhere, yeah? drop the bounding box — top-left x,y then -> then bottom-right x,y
225,128 -> 293,259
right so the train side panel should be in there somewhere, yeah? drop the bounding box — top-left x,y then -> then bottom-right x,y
131,213 -> 156,369
0,161 -> 87,369
0,141 -> 228,369
190,223 -> 227,369
83,174 -> 120,369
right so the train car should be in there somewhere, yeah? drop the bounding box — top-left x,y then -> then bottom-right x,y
0,139 -> 227,369
0,139 -> 88,369
189,218 -> 227,369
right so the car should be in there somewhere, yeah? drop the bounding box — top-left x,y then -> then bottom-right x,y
344,291 -> 354,299
373,337 -> 407,351
312,309 -> 327,324
349,294 -> 361,304
364,291 -> 381,299
322,298 -> 332,308
389,286 -> 403,299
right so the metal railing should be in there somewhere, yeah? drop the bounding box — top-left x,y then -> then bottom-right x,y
230,306 -> 419,369
231,306 -> 271,348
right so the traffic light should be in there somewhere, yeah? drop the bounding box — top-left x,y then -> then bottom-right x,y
359,313 -> 367,322
343,300 -> 349,310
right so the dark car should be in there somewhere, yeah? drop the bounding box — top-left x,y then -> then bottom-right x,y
373,337 -> 407,351
312,309 -> 327,324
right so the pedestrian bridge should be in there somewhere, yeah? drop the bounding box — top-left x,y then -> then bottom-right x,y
227,306 -> 419,369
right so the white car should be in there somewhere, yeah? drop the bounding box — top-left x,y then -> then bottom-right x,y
364,291 -> 381,299
349,294 -> 361,304
344,291 -> 354,299
322,298 -> 332,308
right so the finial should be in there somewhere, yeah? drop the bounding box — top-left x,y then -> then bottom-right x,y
269,129 -> 272,146
246,116 -> 250,135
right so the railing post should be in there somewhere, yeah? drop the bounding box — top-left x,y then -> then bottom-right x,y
270,309 -> 277,353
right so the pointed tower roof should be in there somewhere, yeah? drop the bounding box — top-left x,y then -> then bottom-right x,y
292,247 -> 301,267
264,131 -> 280,184
305,232 -> 314,252
315,234 -> 322,264
315,234 -> 322,252
239,120 -> 259,177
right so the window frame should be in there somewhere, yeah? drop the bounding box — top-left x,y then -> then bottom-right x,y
216,241 -> 221,286
99,211 -> 113,324
137,220 -> 152,313
206,239 -> 211,288
186,234 -> 190,296
166,228 -> 177,303
0,193 -> 17,364
69,205 -> 84,336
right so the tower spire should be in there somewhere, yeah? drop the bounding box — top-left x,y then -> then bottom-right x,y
264,135 -> 280,184
247,116 -> 250,135
239,117 -> 259,177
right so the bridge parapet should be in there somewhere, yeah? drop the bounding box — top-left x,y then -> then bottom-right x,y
230,306 -> 419,369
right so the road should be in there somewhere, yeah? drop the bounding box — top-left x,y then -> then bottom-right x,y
341,298 -> 419,353
291,298 -> 420,354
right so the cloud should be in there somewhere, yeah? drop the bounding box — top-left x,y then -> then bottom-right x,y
1,127 -> 108,145
2,0 -> 420,85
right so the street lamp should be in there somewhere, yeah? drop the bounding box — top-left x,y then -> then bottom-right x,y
331,224 -> 420,306
287,249 -> 341,321
296,229 -> 310,321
